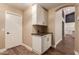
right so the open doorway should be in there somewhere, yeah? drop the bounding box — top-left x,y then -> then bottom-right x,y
55,6 -> 75,54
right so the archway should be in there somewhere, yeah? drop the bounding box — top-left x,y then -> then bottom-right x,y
55,5 -> 76,54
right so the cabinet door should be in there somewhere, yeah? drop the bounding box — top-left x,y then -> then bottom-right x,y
47,34 -> 51,48
37,5 -> 47,26
42,35 -> 48,52
43,9 -> 48,25
32,4 -> 47,26
32,4 -> 37,25
42,35 -> 51,53
32,35 -> 42,54
37,5 -> 44,25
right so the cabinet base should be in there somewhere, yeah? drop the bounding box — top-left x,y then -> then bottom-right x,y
32,46 -> 51,55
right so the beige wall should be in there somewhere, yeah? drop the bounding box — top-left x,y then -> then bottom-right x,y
0,4 -> 23,48
48,8 -> 56,46
75,4 -> 79,53
23,6 -> 32,48
0,4 -> 23,15
0,11 -> 5,48
48,8 -> 55,33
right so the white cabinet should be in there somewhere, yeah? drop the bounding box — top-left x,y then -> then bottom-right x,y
32,34 -> 51,54
42,34 -> 51,53
32,35 -> 42,54
42,35 -> 49,52
32,4 -> 48,26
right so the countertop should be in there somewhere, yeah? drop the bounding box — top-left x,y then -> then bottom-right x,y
31,32 -> 53,36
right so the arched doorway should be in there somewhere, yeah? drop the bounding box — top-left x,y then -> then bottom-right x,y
55,5 -> 76,54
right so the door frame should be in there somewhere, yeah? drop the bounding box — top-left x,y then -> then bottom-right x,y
62,21 -> 64,40
5,11 -> 22,49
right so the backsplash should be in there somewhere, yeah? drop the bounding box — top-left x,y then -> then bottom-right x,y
32,25 -> 48,34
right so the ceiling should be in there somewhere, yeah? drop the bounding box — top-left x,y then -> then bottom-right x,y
5,3 -> 32,11
5,3 -> 74,10
39,3 -> 65,9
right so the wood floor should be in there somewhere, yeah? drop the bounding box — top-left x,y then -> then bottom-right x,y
43,47 -> 65,55
0,45 -> 36,55
56,34 -> 75,55
0,34 -> 75,55
0,45 -> 64,55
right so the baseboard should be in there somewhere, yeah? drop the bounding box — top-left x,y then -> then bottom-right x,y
74,50 -> 79,55
53,39 -> 62,48
21,43 -> 32,51
0,48 -> 6,53
51,45 -> 55,48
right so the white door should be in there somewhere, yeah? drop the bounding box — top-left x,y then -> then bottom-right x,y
55,9 -> 63,46
5,12 -> 22,49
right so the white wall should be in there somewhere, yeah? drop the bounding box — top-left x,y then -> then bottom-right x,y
65,23 -> 75,34
64,7 -> 75,15
64,7 -> 75,35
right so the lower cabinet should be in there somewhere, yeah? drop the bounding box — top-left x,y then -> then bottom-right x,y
32,34 -> 51,54
32,35 -> 42,54
42,34 -> 51,53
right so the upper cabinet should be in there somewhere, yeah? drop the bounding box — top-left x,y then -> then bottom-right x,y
32,4 -> 48,26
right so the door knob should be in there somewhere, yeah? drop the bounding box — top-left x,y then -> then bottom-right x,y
7,32 -> 10,34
